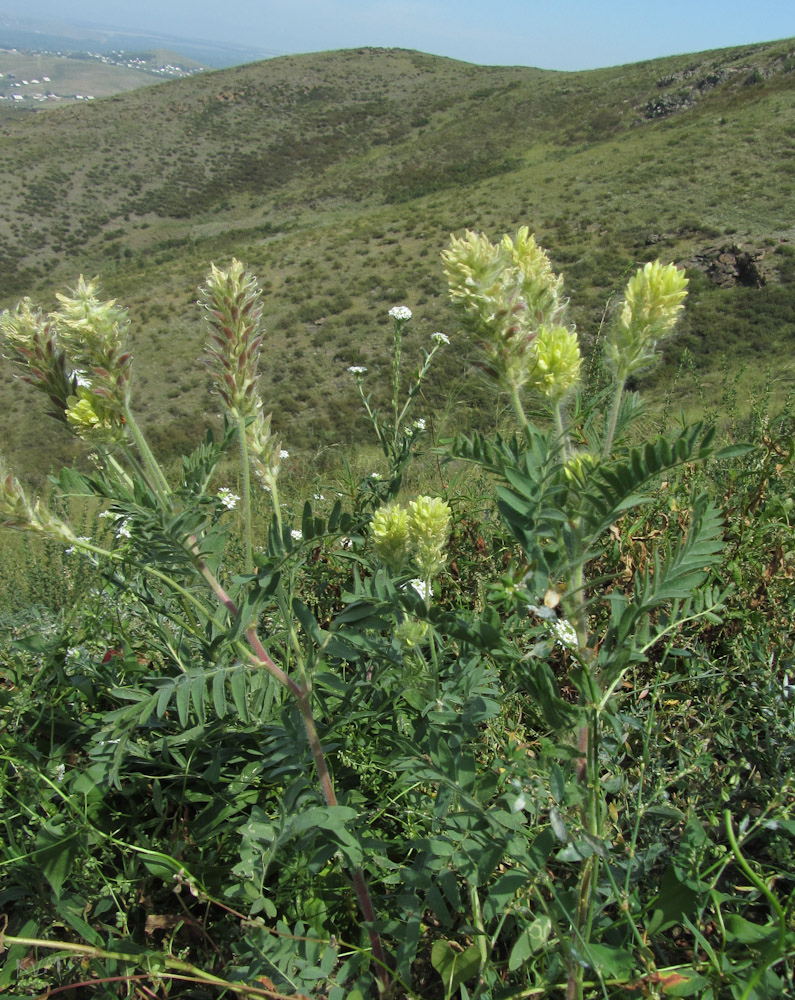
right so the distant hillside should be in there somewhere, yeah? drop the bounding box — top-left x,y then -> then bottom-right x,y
0,40 -> 793,477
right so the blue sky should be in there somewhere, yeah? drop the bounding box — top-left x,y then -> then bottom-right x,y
3,0 -> 793,70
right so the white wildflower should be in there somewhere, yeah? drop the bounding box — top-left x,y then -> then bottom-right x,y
54,762 -> 66,783
370,472 -> 381,480
290,529 -> 302,541
279,449 -> 289,459
115,519 -> 132,539
550,618 -> 578,650
413,417 -> 426,431
431,331 -> 450,345
347,365 -> 367,375
388,305 -> 412,321
314,493 -> 324,501
217,487 -> 240,510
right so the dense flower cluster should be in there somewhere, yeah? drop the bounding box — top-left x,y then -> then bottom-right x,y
442,227 -> 578,399
388,305 -> 412,322
372,494 -> 452,579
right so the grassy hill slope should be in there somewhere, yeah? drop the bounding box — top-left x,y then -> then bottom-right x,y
0,41 -> 793,477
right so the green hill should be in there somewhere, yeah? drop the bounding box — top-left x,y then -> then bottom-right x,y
0,40 -> 793,477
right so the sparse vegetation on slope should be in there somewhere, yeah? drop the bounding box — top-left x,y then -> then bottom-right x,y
0,40 -> 793,476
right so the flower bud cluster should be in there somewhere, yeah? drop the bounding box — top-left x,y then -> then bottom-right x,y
0,458 -> 77,544
372,495 -> 452,579
201,259 -> 265,421
1,278 -> 132,442
54,277 -> 132,443
246,409 -> 284,494
442,227 -> 579,398
0,300 -> 74,424
605,260 -> 688,381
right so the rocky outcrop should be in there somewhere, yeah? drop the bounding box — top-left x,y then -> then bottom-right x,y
640,45 -> 795,120
686,244 -> 776,288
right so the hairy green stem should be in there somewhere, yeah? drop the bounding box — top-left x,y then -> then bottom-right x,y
553,399 -> 571,462
603,376 -> 626,457
238,415 -> 254,573
508,380 -> 530,439
122,401 -> 171,507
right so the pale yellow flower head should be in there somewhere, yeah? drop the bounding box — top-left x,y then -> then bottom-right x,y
65,388 -> 126,443
51,276 -> 132,435
406,495 -> 452,579
563,450 -> 599,488
526,325 -> 582,401
372,495 -> 452,578
442,227 -> 567,394
394,617 -> 430,650
606,261 -> 688,381
0,298 -> 74,423
372,501 -> 411,571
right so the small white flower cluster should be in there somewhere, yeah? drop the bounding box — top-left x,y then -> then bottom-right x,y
413,418 -> 426,431
528,603 -> 579,651
279,449 -> 290,460
99,509 -> 131,538
291,528 -> 303,541
314,493 -> 324,501
370,472 -> 381,480
549,617 -> 578,650
217,487 -> 240,510
347,365 -> 367,375
431,332 -> 450,345
388,305 -> 412,321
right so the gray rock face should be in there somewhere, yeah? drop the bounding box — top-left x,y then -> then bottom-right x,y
686,244 -> 776,287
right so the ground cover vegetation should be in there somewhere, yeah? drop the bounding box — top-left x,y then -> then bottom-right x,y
0,224 -> 793,999
0,39 -> 793,478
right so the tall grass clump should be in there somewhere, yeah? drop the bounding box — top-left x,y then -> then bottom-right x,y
0,235 -> 793,1000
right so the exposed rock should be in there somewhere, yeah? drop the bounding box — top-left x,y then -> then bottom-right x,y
685,244 -> 776,288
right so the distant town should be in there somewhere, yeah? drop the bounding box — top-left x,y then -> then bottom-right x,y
0,46 -> 204,107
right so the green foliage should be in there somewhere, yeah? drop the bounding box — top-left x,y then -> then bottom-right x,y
1,241 -> 794,1000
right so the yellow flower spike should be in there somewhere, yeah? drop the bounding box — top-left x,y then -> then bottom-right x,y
527,325 -> 582,401
606,261 -> 688,381
372,501 -> 411,572
442,228 -> 567,396
406,495 -> 452,579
